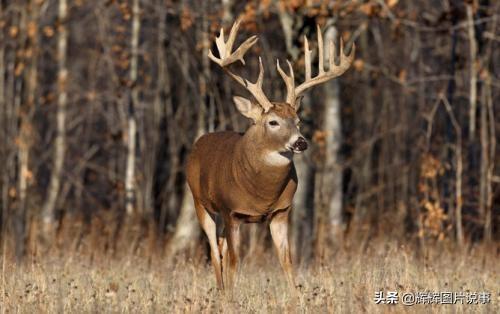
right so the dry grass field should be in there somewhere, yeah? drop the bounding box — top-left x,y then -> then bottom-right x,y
1,238 -> 498,313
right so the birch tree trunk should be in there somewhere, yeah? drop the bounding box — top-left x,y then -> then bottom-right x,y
466,4 -> 478,140
314,24 -> 344,255
42,0 -> 68,227
125,0 -> 140,215
221,0 -> 233,23
323,25 -> 344,235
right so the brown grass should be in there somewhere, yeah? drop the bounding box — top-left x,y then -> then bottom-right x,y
1,237 -> 498,313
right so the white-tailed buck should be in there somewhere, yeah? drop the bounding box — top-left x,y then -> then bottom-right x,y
186,18 -> 354,291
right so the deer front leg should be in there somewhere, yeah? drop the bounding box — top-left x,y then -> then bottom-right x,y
224,218 -> 241,292
269,208 -> 295,290
194,201 -> 224,290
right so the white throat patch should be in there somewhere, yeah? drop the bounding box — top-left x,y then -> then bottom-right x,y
263,151 -> 292,166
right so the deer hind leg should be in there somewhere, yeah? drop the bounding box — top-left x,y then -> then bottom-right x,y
217,226 -> 229,288
194,201 -> 223,290
269,208 -> 296,290
223,218 -> 241,292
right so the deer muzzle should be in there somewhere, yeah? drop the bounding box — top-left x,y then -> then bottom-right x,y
291,137 -> 308,153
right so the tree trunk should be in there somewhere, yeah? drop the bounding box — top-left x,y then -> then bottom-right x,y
16,0 -> 40,258
314,25 -> 344,255
352,25 -> 373,231
1,3 -> 19,243
0,2 -> 5,235
466,4 -> 478,140
441,97 -> 464,245
481,77 -> 494,242
155,0 -> 175,233
11,3 -> 28,259
292,94 -> 313,263
165,182 -> 200,259
484,80 -> 495,243
42,0 -> 68,228
125,0 -> 140,215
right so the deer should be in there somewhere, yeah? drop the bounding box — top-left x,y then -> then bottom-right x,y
186,17 -> 354,292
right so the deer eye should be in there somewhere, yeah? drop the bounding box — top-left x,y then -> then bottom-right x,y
269,120 -> 279,126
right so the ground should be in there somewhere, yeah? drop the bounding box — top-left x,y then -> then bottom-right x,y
1,240 -> 498,313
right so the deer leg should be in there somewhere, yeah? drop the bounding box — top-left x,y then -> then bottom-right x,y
269,209 -> 295,290
217,226 -> 228,287
194,201 -> 223,290
224,218 -> 241,291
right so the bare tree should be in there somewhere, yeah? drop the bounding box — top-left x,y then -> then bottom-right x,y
314,23 -> 345,254
480,74 -> 495,243
42,0 -> 68,229
154,0 -> 173,230
14,0 -> 41,258
19,0 -> 40,218
125,0 -> 141,215
466,3 -> 478,140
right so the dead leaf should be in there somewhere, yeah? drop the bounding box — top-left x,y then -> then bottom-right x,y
353,59 -> 364,72
43,26 -> 54,38
386,0 -> 399,8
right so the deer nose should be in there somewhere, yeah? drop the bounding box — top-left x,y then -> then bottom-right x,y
292,137 -> 308,152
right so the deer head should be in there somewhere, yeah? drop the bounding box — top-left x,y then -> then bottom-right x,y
208,17 -> 355,160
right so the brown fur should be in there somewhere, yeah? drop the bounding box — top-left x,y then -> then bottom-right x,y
186,102 -> 299,291
269,102 -> 298,119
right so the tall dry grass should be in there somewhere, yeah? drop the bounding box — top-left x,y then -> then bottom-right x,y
1,232 -> 498,313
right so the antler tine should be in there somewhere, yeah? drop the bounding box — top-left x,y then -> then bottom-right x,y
208,18 -> 274,112
225,17 -> 241,55
304,36 -> 311,80
247,57 -> 273,112
208,17 -> 258,67
317,24 -> 324,75
277,59 -> 296,107
256,57 -> 264,87
294,25 -> 355,98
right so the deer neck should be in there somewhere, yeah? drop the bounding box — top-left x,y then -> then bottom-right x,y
232,129 -> 292,202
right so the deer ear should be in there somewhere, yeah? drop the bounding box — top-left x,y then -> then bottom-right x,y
233,96 -> 262,122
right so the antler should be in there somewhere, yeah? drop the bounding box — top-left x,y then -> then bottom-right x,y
208,17 -> 274,112
277,25 -> 355,109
